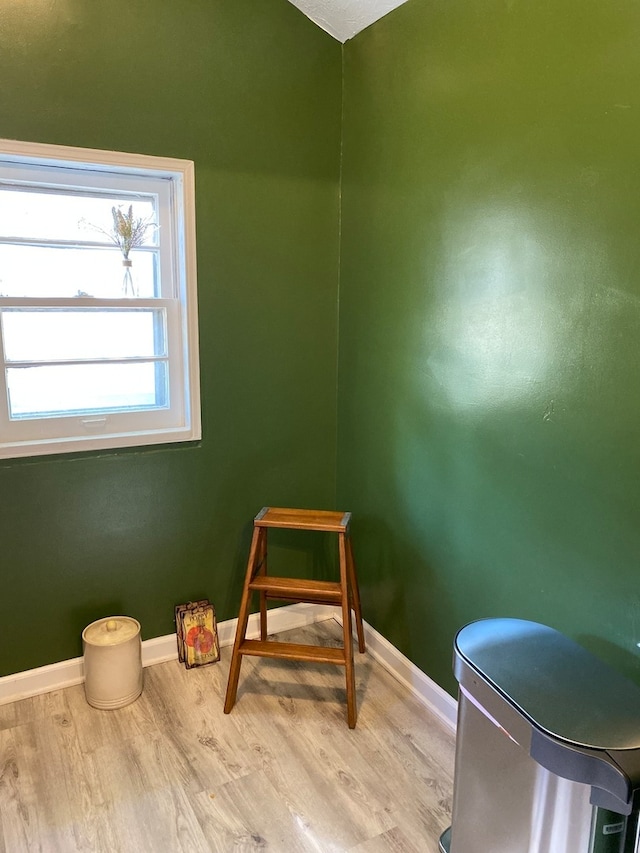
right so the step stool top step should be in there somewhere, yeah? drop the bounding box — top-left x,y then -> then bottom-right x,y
255,507 -> 351,532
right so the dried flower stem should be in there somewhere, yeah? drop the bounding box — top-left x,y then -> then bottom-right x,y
82,204 -> 156,260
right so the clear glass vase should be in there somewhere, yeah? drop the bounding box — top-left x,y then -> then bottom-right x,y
122,258 -> 136,296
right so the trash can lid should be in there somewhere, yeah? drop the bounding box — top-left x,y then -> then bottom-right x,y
455,618 -> 640,751
83,616 -> 140,647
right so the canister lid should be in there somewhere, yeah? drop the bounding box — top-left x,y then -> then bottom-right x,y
83,616 -> 140,646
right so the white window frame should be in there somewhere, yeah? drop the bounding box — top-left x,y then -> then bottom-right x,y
0,138 -> 201,460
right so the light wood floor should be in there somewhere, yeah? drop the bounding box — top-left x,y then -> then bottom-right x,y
0,620 -> 455,852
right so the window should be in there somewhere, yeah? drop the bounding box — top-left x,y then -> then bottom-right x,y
0,139 -> 200,459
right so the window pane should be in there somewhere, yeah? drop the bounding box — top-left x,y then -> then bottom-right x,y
0,188 -> 157,245
2,308 -> 167,362
7,361 -> 168,418
0,244 -> 157,298
0,139 -> 199,459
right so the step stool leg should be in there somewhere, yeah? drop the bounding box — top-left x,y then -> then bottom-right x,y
258,527 -> 268,641
224,526 -> 265,714
339,532 -> 357,729
346,535 -> 366,654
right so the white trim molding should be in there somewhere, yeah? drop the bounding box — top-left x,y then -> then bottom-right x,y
333,612 -> 457,731
0,137 -> 200,460
0,602 -> 332,707
0,604 -> 458,733
362,622 -> 457,731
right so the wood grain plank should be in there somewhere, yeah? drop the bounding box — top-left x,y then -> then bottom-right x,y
191,770 -> 313,852
348,826 -> 421,852
90,733 -> 211,852
141,661 -> 260,789
1,719 -> 78,852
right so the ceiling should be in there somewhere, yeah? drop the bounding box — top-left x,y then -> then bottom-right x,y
287,0 -> 410,42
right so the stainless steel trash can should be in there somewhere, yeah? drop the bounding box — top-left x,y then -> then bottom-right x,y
82,616 -> 143,709
440,618 -> 640,853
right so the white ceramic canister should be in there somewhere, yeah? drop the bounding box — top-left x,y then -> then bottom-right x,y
82,616 -> 143,709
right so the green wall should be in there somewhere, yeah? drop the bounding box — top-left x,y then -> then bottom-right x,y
0,0 -> 342,676
3,0 -> 639,699
339,0 -> 640,694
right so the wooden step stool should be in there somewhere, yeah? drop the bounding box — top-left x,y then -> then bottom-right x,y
223,507 -> 366,728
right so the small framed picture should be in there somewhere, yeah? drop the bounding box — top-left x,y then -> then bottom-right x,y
178,601 -> 220,669
174,599 -> 209,662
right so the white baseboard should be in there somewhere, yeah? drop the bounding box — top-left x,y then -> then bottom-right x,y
0,604 -> 458,733
0,603 -> 334,707
333,613 -> 457,732
0,656 -> 87,707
